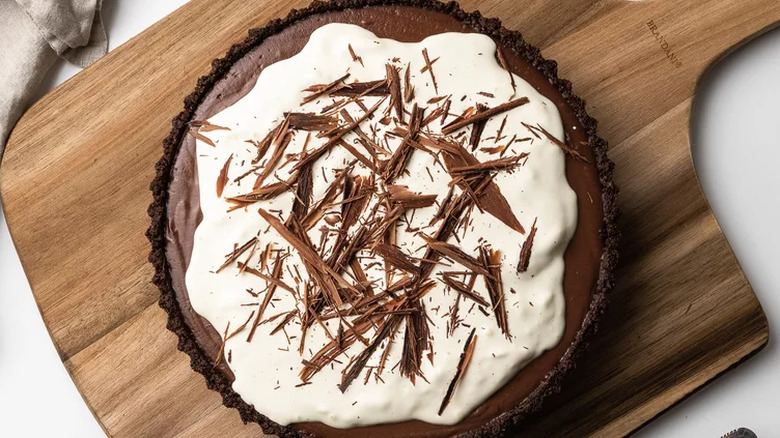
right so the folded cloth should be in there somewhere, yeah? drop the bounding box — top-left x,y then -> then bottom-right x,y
0,0 -> 106,159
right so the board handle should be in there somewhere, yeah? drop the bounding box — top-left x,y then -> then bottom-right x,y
533,0 -> 780,147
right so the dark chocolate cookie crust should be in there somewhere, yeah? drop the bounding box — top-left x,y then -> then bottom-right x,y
146,1 -> 620,437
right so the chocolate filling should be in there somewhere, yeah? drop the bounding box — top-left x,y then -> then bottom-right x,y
151,2 -> 618,438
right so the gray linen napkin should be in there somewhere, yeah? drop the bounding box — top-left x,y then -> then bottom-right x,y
0,0 -> 106,159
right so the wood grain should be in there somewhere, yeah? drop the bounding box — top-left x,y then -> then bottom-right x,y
0,0 -> 775,436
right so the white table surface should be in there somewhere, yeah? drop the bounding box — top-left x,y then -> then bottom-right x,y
1,1 -> 778,437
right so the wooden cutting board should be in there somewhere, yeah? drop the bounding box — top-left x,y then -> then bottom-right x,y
1,0 -> 775,436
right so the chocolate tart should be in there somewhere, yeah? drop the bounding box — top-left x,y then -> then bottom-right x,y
147,1 -> 619,437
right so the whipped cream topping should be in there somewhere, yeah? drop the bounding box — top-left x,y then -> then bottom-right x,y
185,23 -> 577,428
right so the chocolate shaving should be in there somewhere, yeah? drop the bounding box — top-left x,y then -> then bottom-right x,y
385,64 -> 404,123
517,217 -> 538,273
286,112 -> 339,131
339,315 -> 403,392
340,111 -> 383,160
420,234 -> 493,277
524,123 -> 590,162
216,237 -> 258,273
421,105 -> 444,127
247,252 -> 287,342
331,80 -> 389,97
386,185 -> 437,209
301,168 -> 350,230
448,154 -> 527,176
421,48 -> 439,93
302,73 -> 350,104
468,104 -> 488,151
291,163 -> 313,219
438,273 -> 489,307
216,310 -> 256,364
399,301 -> 430,383
215,322 -> 231,365
301,318 -> 375,382
293,97 -> 387,171
237,262 -> 296,294
347,44 -> 364,67
270,310 -> 297,335
254,117 -> 291,189
441,99 -> 451,125
259,209 -> 358,297
338,139 -> 377,172
216,154 -> 233,198
188,129 -> 216,147
480,145 -> 507,155
373,243 -> 420,275
496,48 -> 517,94
441,97 -> 529,134
438,328 -> 477,415
441,143 -> 525,234
383,104 -> 422,182
495,116 -> 508,142
227,179 -> 293,206
249,123 -> 282,165
191,120 -> 231,132
403,63 -> 414,102
477,92 -> 495,98
479,246 -> 510,338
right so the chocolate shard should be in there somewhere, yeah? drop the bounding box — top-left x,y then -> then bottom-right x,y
216,154 -> 233,198
468,104 -> 488,151
332,80 -> 389,97
254,117 -> 292,189
399,301 -> 430,384
438,273 -> 490,307
419,233 -> 493,277
448,154 -> 527,176
421,48 -> 439,93
237,262 -> 296,294
385,64 -> 404,123
227,171 -> 300,206
216,237 -> 258,273
480,145 -> 507,155
517,217 -> 538,273
191,120 -> 231,132
188,129 -> 216,147
383,104 -> 423,182
301,73 -> 350,104
347,43 -> 364,67
441,97 -> 530,135
301,167 -> 351,230
373,243 -> 420,275
259,208 -> 359,297
286,112 -> 339,131
293,96 -> 387,171
248,252 -> 288,341
338,139 -> 377,172
524,123 -> 590,162
249,122 -> 283,165
440,143 -> 525,235
340,110 -> 383,160
495,115 -> 508,143
215,310 -> 257,364
291,162 -> 314,219
438,328 -> 478,415
386,184 -> 437,208
479,246 -> 510,338
339,315 -> 403,392
403,63 -> 414,102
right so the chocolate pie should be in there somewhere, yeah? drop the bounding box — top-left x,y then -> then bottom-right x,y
147,1 -> 618,437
